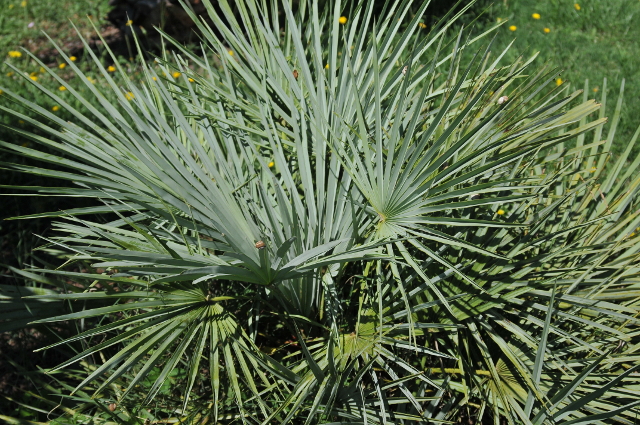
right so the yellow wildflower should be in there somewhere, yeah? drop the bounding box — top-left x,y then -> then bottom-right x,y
59,85 -> 66,91
418,22 -> 427,29
29,75 -> 37,81
70,56 -> 77,62
593,87 -> 599,93
497,17 -> 502,23
532,13 -> 541,19
9,4 -> 14,9
543,27 -> 551,33
52,105 -> 60,112
228,50 -> 234,56
8,51 -> 22,58
21,0 -> 26,6
556,78 -> 563,86
590,167 -> 597,173
126,20 -> 133,26
630,232 -> 636,238
6,72 -> 14,77
125,91 -> 134,100
39,66 -> 45,73
58,63 -> 66,69
338,16 -> 347,24
152,76 -> 157,81
87,76 -> 96,84
107,65 -> 116,72
509,25 -> 517,31
0,89 -> 3,95
268,161 -> 275,168
574,3 -> 581,10
172,71 -> 181,78
497,209 -> 505,216
325,63 -> 330,69
188,78 -> 194,82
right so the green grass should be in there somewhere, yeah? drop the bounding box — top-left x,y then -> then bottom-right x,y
0,0 -> 109,53
1,0 -> 114,130
474,0 -> 640,156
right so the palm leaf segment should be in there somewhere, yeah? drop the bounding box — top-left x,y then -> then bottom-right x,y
2,0 -> 640,423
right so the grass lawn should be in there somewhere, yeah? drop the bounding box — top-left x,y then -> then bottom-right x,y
0,0 -> 113,131
0,0 -> 110,54
475,0 -> 640,156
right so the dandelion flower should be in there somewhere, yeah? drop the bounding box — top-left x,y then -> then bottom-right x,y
125,91 -> 135,100
497,209 -> 505,216
338,16 -> 347,24
51,105 -> 60,112
69,56 -> 77,62
630,232 -> 636,238
188,78 -> 194,82
590,167 -> 597,173
87,76 -> 96,84
543,27 -> 551,33
8,51 -> 22,58
59,85 -> 66,91
556,78 -> 563,86
107,65 -> 116,72
509,25 -> 517,31
29,75 -> 37,81
172,71 -> 181,78
58,63 -> 66,69
268,161 -> 275,168
325,63 -> 330,69
20,0 -> 26,7
532,13 -> 541,19
152,76 -> 157,81
418,22 -> 426,29
593,87 -> 599,93
39,66 -> 46,73
228,50 -> 234,56
574,3 -> 581,10
125,20 -> 133,26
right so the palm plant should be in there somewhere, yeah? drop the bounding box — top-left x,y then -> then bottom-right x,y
1,0 -> 639,423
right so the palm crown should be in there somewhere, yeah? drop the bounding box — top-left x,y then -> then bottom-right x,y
1,0 -> 640,423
